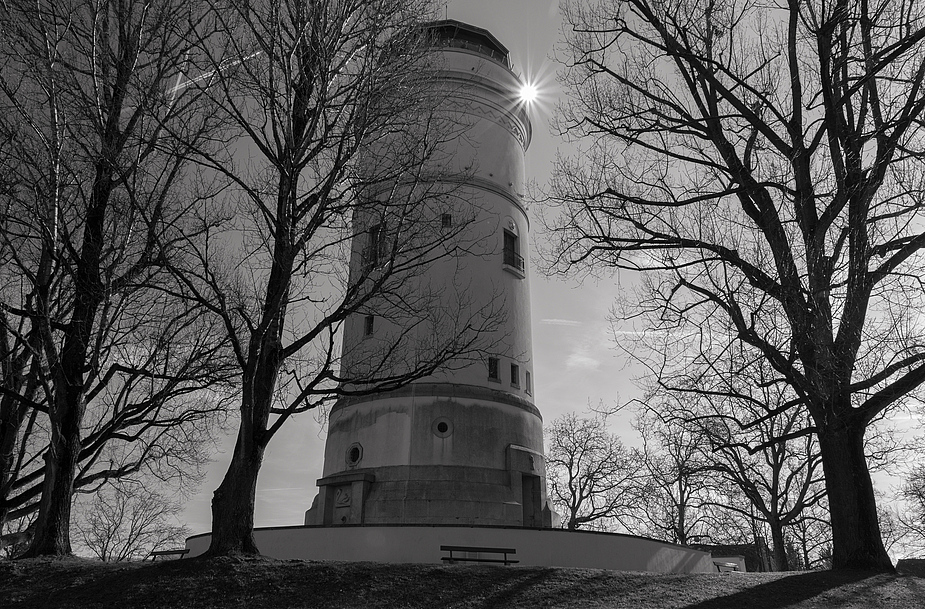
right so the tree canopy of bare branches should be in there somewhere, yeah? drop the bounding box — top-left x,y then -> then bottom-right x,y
639,383 -> 826,570
897,464 -> 925,554
547,0 -> 925,571
546,412 -> 644,530
0,0 -> 234,556
73,480 -> 189,562
630,410 -> 717,545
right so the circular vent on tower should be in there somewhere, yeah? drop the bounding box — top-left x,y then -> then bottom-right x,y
432,417 -> 453,438
345,442 -> 363,467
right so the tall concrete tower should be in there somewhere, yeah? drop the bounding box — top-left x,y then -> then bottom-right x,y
307,20 -> 551,529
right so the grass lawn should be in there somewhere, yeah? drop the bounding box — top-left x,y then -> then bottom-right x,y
2,556 -> 924,608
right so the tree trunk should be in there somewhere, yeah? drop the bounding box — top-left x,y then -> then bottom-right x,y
19,435 -> 79,556
817,424 -> 894,572
19,357 -> 90,557
21,307 -> 97,557
800,533 -> 812,571
206,427 -> 266,556
203,189 -> 293,556
769,518 -> 789,571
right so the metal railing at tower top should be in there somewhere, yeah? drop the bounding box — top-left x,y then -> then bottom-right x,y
433,38 -> 510,68
504,248 -> 524,272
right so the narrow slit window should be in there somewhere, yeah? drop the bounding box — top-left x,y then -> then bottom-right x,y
488,357 -> 500,381
364,315 -> 375,336
510,363 -> 520,388
441,213 -> 453,229
525,370 -> 532,395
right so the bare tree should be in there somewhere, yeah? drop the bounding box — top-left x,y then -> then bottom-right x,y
704,421 -> 825,571
629,410 -> 716,545
632,337 -> 911,568
639,367 -> 827,570
546,0 -> 925,571
897,464 -> 925,555
173,0 -> 505,556
73,481 -> 189,562
0,514 -> 35,559
0,301 -> 233,533
790,499 -> 834,570
0,0 -> 233,556
545,411 -> 644,530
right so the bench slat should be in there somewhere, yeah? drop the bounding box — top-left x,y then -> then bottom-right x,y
439,546 -> 516,554
148,549 -> 190,561
441,557 -> 519,564
440,545 -> 518,566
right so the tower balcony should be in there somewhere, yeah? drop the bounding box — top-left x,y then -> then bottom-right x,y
503,248 -> 524,273
426,19 -> 512,68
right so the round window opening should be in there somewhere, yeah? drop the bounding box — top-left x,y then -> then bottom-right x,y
432,417 -> 453,438
345,443 -> 363,467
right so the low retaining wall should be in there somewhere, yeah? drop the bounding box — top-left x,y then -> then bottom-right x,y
186,525 -> 714,573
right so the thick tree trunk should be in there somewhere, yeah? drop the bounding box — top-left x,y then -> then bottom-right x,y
3,273 -> 52,528
206,428 -> 265,556
817,425 -> 893,572
20,337 -> 94,558
206,340 -> 279,557
769,518 -> 789,571
19,432 -> 80,556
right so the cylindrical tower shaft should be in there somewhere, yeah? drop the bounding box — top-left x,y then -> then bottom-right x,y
308,20 -> 549,529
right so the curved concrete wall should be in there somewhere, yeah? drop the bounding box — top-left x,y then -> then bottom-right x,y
325,389 -> 542,472
318,388 -> 546,526
186,525 -> 715,574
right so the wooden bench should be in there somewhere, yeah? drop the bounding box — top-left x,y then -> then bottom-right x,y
441,545 -> 518,565
147,548 -> 190,561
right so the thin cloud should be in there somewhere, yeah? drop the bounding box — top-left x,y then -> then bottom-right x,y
566,352 -> 601,370
611,329 -> 685,337
541,318 -> 582,326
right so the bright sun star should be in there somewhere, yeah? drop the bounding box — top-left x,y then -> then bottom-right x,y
519,82 -> 538,104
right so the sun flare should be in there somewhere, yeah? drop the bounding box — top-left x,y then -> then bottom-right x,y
519,82 -> 538,104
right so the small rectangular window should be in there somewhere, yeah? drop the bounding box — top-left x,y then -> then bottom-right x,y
525,370 -> 532,395
441,213 -> 453,229
488,357 -> 500,381
504,230 -> 517,254
364,223 -> 385,269
510,363 -> 520,388
503,230 -> 523,272
364,315 -> 374,336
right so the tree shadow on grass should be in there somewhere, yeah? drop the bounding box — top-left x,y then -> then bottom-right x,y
8,557 -> 916,609
680,571 -> 878,609
468,568 -> 565,608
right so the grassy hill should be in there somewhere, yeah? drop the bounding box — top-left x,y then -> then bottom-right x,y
2,556 -> 923,608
